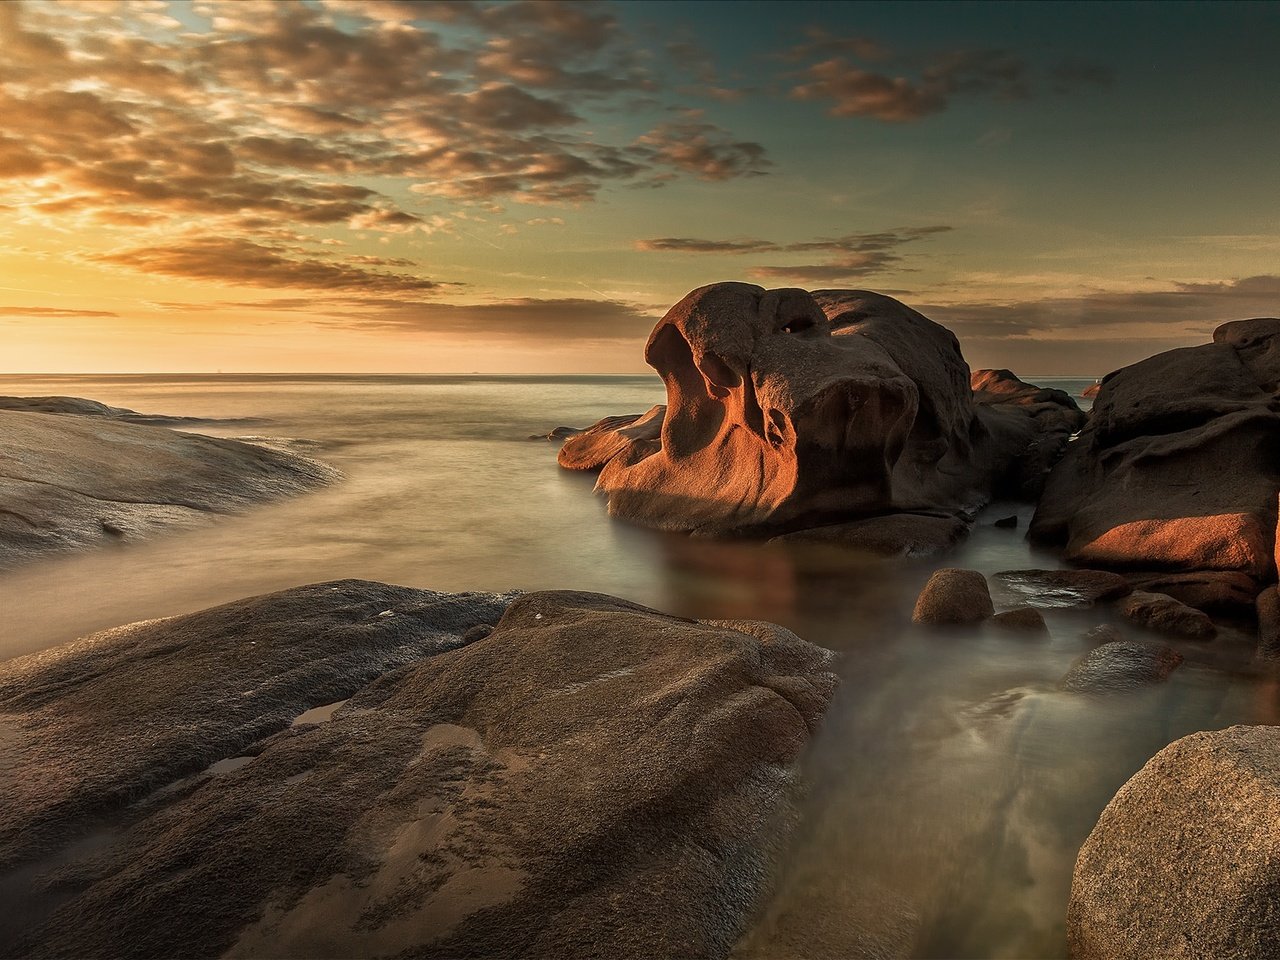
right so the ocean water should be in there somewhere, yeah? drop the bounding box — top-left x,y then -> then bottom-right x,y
0,373 -> 1267,957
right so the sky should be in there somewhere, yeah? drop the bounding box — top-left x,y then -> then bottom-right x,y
1,0 -> 1277,375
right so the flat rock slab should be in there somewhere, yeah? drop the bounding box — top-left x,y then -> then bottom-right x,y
1059,640 -> 1183,694
993,569 -> 1133,607
0,586 -> 837,960
1069,725 -> 1280,959
0,408 -> 337,568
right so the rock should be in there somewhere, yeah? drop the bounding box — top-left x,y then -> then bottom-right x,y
1117,590 -> 1216,639
561,283 -> 1083,537
1068,725 -> 1280,959
0,394 -> 261,426
1256,585 -> 1280,659
770,512 -> 968,558
993,515 -> 1018,529
991,607 -> 1048,633
0,587 -> 837,960
1124,570 -> 1262,614
1059,640 -> 1183,693
530,425 -> 582,442
0,408 -> 337,568
911,568 -> 994,625
1030,323 -> 1280,580
557,406 -> 664,470
1081,382 -> 1101,400
1083,624 -> 1124,645
992,568 -> 1133,606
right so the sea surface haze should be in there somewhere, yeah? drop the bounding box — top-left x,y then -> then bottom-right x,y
0,373 -> 1263,958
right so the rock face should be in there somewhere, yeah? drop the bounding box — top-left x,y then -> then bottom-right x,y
559,283 -> 1083,539
1030,319 -> 1280,589
0,584 -> 838,960
0,406 -> 337,568
1068,726 -> 1280,959
911,568 -> 994,625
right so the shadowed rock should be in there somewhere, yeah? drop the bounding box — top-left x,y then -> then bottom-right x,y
1030,320 -> 1280,586
0,408 -> 337,568
991,607 -> 1049,633
992,568 -> 1132,607
559,283 -> 1083,540
971,369 -> 1088,498
912,568 -> 994,625
1124,570 -> 1261,614
1060,640 -> 1183,693
1069,726 -> 1280,959
0,587 -> 837,960
1117,590 -> 1216,639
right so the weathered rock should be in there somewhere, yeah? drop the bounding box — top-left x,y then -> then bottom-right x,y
1030,322 -> 1280,580
0,408 -> 337,568
1124,570 -> 1262,614
912,568 -> 994,625
991,607 -> 1049,633
1256,585 -> 1280,659
0,394 -> 260,426
0,587 -> 837,960
561,283 -> 1083,537
993,568 -> 1132,607
1060,640 -> 1183,693
1117,590 -> 1217,639
1068,725 -> 1280,959
770,512 -> 968,558
557,406 -> 664,470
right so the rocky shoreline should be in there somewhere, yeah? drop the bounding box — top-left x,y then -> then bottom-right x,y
2,284 -> 1278,957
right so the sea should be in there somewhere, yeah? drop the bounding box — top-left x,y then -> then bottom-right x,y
1,373 -> 1271,958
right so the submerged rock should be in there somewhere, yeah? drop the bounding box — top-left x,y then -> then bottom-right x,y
992,568 -> 1132,607
1059,640 -> 1183,693
1069,725 -> 1280,959
0,407 -> 337,568
559,283 -> 1082,539
911,568 -> 994,625
991,607 -> 1049,633
1117,590 -> 1217,639
0,585 -> 837,960
1030,319 -> 1280,584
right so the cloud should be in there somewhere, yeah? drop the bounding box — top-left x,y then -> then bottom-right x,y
633,119 -> 770,181
92,238 -> 450,293
921,274 -> 1280,341
636,226 -> 952,281
784,32 -> 1107,122
0,305 -> 119,318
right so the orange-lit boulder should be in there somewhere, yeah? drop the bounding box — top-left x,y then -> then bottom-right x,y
561,283 -> 1082,537
1030,320 -> 1280,590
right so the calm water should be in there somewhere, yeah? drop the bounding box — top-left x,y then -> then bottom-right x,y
0,374 -> 1269,958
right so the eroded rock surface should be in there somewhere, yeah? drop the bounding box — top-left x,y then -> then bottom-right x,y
1030,320 -> 1280,592
0,407 -> 336,567
559,283 -> 1083,540
0,585 -> 837,960
1069,726 -> 1280,959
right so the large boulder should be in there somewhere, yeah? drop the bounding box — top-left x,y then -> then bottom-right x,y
559,283 -> 1083,538
1068,726 -> 1280,959
1030,320 -> 1280,590
0,407 -> 336,567
0,584 -> 837,960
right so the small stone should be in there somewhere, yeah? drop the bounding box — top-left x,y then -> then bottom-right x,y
912,568 -> 994,625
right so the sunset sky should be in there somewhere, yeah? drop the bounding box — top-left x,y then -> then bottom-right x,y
2,0 -> 1277,374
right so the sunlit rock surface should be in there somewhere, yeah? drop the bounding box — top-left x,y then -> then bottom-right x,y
1069,725 -> 1280,959
1030,318 -> 1280,587
559,283 -> 1083,539
0,583 -> 837,960
0,404 -> 336,568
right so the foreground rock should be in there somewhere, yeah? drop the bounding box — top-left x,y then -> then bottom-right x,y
1069,726 -> 1280,959
1030,319 -> 1280,587
911,568 -> 994,624
0,407 -> 336,568
0,583 -> 837,959
559,283 -> 1083,542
